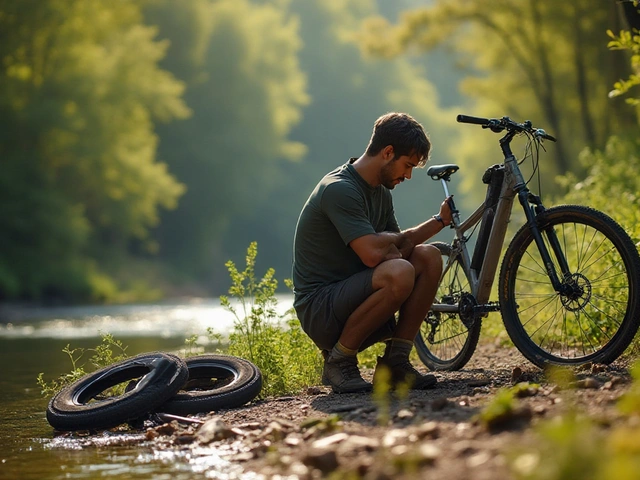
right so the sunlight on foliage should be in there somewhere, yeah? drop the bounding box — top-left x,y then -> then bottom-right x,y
218,242 -> 322,397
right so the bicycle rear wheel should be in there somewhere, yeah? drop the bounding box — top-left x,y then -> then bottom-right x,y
499,205 -> 640,367
415,242 -> 482,371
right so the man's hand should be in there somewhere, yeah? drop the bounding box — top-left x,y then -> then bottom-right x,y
397,236 -> 414,259
438,196 -> 453,226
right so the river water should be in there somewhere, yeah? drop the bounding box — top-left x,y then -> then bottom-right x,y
0,296 -> 294,480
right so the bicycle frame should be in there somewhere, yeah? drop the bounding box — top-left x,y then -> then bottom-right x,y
431,130 -> 567,316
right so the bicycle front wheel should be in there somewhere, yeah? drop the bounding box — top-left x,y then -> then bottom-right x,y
415,242 -> 481,371
499,205 -> 640,367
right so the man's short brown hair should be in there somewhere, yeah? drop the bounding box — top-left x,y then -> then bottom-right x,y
365,112 -> 431,167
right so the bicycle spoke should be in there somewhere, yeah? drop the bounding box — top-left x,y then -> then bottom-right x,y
504,207 -> 639,365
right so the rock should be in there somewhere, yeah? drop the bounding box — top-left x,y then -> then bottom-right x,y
415,421 -> 439,439
289,461 -> 311,478
603,376 -> 625,390
511,366 -> 523,384
574,377 -> 601,389
533,405 -> 547,415
174,433 -> 195,445
196,417 -> 236,444
302,448 -> 339,474
467,378 -> 492,387
418,443 -> 441,463
453,440 -> 476,456
382,428 -> 409,447
306,386 -> 323,395
311,432 -> 348,449
431,397 -> 450,411
467,451 -> 492,467
284,434 -> 303,446
396,409 -> 414,420
154,422 -> 178,436
340,435 -> 380,453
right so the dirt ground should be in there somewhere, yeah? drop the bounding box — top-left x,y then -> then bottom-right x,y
143,341 -> 634,480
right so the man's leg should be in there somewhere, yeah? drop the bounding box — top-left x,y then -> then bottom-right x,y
323,258 -> 416,393
374,244 -> 443,389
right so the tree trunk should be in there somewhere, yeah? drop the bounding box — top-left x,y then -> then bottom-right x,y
529,0 -> 570,173
572,3 -> 597,150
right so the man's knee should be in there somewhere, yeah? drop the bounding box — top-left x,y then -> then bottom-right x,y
410,244 -> 443,278
373,258 -> 415,300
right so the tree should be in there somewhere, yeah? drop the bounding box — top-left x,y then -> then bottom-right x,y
143,0 -> 309,288
358,0 -> 638,180
0,0 -> 188,301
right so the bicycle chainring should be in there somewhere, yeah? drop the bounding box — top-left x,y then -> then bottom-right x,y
458,292 -> 479,329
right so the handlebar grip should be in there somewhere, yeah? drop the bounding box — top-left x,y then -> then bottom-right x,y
456,114 -> 491,125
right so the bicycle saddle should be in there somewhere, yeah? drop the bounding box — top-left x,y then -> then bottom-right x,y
426,164 -> 459,181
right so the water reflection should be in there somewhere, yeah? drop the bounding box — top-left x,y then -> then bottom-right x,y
0,295 -> 294,339
0,296 -> 295,479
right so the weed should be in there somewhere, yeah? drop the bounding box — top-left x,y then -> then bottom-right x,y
218,242 -> 322,397
37,333 -> 128,397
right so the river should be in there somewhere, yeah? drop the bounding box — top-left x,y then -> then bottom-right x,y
0,295 -> 294,480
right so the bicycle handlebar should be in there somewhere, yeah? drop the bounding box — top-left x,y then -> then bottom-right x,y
457,114 -> 557,142
456,114 -> 490,125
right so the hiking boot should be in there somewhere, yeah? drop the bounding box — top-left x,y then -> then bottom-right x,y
322,351 -> 372,394
373,356 -> 437,390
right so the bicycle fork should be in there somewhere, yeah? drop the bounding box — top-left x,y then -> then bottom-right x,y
516,188 -> 572,293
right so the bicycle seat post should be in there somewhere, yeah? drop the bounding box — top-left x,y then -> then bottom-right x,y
440,178 -> 451,198
440,178 -> 459,227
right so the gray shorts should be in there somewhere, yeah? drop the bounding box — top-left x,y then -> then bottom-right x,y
294,269 -> 396,351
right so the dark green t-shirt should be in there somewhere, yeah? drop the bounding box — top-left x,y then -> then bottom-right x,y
292,159 -> 399,305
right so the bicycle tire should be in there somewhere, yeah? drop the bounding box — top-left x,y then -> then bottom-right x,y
414,242 -> 482,370
160,354 -> 262,415
499,205 -> 640,367
46,352 -> 189,431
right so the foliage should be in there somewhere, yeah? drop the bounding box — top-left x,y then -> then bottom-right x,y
0,0 -> 188,301
608,28 -> 640,107
37,333 -> 128,398
146,0 -> 310,281
607,0 -> 640,110
219,242 -> 322,397
358,0 -> 639,200
556,136 -> 640,244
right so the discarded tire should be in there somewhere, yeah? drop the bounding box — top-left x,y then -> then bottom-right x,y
159,354 -> 263,415
46,352 -> 188,431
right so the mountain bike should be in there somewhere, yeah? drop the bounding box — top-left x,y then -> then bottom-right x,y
415,114 -> 640,370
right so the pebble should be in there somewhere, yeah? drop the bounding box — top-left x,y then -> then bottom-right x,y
196,417 -> 236,444
311,432 -> 348,449
431,397 -> 450,411
302,448 -> 339,473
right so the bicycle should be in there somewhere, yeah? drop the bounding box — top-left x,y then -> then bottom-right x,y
414,114 -> 640,370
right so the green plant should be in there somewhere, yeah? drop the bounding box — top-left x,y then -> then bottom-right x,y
37,333 -> 128,397
218,242 -> 322,397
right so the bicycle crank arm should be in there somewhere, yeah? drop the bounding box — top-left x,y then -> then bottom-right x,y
430,302 -> 500,314
473,302 -> 501,315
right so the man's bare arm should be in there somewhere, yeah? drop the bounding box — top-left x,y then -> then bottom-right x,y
349,197 -> 452,268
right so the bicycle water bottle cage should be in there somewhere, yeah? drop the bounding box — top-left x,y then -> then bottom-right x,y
426,164 -> 459,182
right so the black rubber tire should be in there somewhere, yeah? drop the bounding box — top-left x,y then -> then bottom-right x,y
46,352 -> 189,431
499,205 -> 640,367
415,242 -> 482,371
159,354 -> 262,415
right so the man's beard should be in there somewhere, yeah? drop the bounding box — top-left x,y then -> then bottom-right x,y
380,162 -> 402,189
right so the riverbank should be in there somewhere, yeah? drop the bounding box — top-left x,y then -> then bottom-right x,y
122,342 -> 635,479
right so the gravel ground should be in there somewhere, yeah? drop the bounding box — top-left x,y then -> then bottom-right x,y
140,341 -> 634,480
